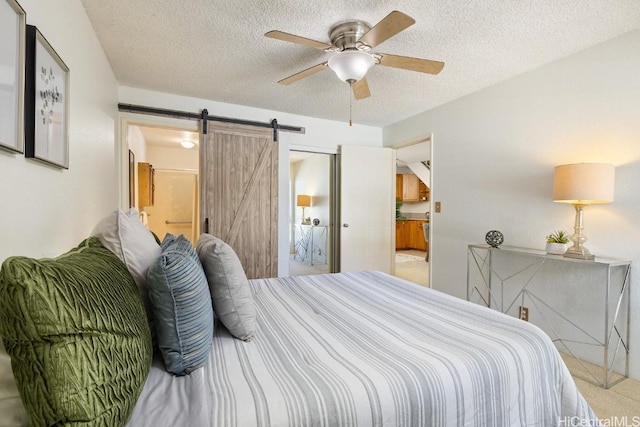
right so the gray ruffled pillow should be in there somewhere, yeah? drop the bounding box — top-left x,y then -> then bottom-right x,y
196,234 -> 255,341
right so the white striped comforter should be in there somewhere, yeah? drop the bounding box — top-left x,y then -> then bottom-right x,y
127,271 -> 599,426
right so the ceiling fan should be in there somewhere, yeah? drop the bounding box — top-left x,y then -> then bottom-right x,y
265,11 -> 444,100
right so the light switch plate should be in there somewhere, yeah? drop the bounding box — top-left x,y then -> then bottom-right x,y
435,202 -> 441,213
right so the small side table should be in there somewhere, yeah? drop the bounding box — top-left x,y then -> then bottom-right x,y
294,224 -> 328,265
467,244 -> 631,388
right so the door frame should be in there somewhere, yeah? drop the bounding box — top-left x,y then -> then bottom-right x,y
287,144 -> 339,275
118,115 -> 200,210
391,134 -> 434,287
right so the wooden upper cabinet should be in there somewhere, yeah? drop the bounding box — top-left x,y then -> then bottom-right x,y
138,162 -> 155,207
397,174 -> 419,201
396,173 -> 429,202
403,174 -> 420,201
419,181 -> 430,201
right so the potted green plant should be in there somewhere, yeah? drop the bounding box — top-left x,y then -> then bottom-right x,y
546,230 -> 571,255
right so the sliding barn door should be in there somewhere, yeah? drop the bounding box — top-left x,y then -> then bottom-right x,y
200,122 -> 278,279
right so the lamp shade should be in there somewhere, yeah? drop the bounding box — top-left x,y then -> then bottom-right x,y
296,194 -> 311,207
553,163 -> 615,205
327,51 -> 375,83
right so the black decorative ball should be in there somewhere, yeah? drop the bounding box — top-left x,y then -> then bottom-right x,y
485,230 -> 504,248
312,218 -> 320,226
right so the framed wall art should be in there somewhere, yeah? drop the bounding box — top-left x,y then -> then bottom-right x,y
24,25 -> 70,168
0,0 -> 26,153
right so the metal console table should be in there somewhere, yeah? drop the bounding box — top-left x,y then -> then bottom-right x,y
467,244 -> 631,388
294,224 -> 328,265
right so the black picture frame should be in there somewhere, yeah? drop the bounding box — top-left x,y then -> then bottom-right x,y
0,0 -> 26,154
24,25 -> 70,168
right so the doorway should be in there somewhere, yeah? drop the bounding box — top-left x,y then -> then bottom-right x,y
144,170 -> 198,245
289,150 -> 333,276
393,138 -> 432,287
124,121 -> 199,243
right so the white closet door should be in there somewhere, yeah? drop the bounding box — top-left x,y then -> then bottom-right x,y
340,145 -> 395,273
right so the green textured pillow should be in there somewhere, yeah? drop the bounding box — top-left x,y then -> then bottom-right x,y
0,237 -> 152,426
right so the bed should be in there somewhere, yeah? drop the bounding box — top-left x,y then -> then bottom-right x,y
127,270 -> 599,426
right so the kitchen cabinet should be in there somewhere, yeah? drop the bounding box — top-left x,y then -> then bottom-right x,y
395,219 -> 428,251
395,221 -> 409,249
138,162 -> 155,207
402,174 -> 420,201
396,174 -> 429,202
418,181 -> 430,201
409,220 -> 427,251
396,174 -> 403,201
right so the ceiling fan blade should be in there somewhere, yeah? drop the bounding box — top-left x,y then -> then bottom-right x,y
278,62 -> 328,85
265,30 -> 333,51
358,11 -> 415,48
352,77 -> 371,100
378,53 -> 444,75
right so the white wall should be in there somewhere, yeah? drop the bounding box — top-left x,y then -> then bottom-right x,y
128,126 -> 147,162
119,86 -> 382,150
383,30 -> 640,379
0,0 -> 119,261
118,87 -> 383,276
292,155 -> 331,225
145,145 -> 198,171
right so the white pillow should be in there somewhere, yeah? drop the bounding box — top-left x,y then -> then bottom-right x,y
91,209 -> 161,324
0,339 -> 28,427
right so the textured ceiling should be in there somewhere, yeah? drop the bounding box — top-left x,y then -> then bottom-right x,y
81,0 -> 640,127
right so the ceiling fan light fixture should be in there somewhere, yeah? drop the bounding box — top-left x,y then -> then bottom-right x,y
327,51 -> 375,83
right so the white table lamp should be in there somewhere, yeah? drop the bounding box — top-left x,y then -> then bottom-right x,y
296,195 -> 311,223
553,163 -> 615,260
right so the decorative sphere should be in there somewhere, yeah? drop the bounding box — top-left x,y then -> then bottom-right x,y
485,230 -> 504,248
312,218 -> 320,226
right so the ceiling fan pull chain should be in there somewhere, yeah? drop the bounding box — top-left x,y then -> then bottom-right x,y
349,82 -> 353,127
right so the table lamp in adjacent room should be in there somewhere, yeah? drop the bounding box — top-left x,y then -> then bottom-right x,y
296,195 -> 311,224
553,163 -> 615,260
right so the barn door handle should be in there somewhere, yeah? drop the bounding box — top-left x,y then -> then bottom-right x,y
205,218 -> 209,234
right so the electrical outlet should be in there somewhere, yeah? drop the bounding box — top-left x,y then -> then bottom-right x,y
519,306 -> 529,322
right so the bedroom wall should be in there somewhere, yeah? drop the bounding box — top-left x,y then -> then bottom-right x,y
292,155 -> 331,226
0,0 -> 119,262
383,30 -> 640,379
118,86 -> 383,276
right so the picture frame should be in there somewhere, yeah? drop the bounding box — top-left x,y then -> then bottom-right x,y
0,0 -> 26,153
24,25 -> 69,168
129,150 -> 136,209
